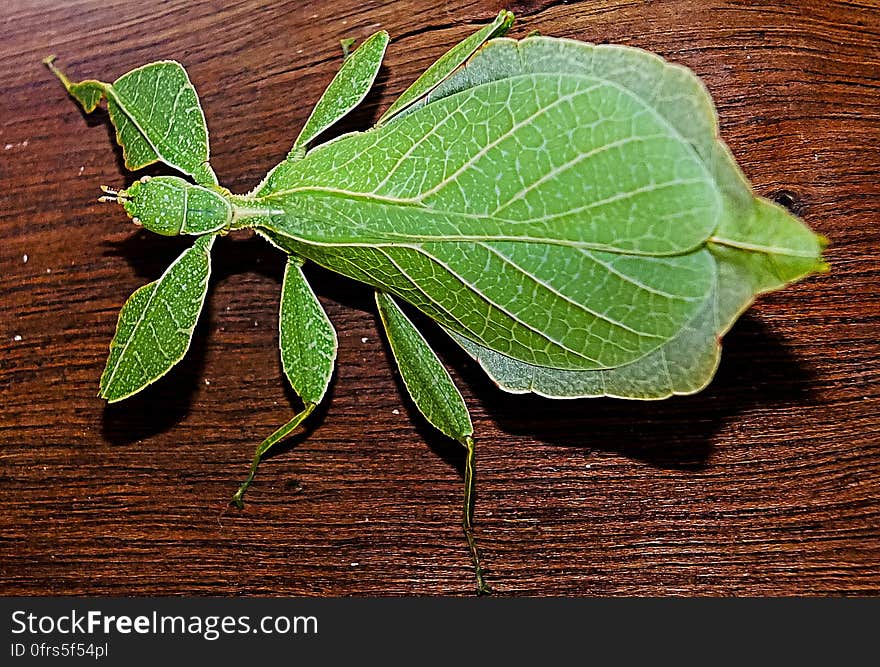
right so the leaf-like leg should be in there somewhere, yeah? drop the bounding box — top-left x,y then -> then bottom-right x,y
377,10 -> 514,125
375,290 -> 490,594
290,30 -> 389,155
100,234 -> 215,402
44,56 -> 107,112
45,57 -> 217,185
231,403 -> 317,509
232,256 -> 337,507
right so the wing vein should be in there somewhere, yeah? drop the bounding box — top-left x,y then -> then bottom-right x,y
414,85 -> 597,202
491,133 -> 669,217
478,242 -> 662,342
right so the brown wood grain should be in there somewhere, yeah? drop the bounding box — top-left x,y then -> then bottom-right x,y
1,0 -> 877,596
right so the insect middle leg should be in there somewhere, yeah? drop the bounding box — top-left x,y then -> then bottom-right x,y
231,403 -> 317,508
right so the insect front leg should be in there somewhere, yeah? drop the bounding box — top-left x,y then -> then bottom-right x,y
232,256 -> 337,507
374,291 -> 490,595
46,58 -> 218,186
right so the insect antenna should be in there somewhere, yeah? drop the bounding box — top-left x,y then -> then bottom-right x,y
97,184 -> 123,203
97,186 -> 140,225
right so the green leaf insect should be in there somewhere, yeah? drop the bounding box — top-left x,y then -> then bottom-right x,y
47,10 -> 827,594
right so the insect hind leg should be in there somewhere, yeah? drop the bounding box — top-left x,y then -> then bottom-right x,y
463,435 -> 491,595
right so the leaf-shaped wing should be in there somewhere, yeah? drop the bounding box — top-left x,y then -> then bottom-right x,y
253,36 -> 825,395
47,59 -> 217,185
279,257 -> 337,404
292,30 -> 390,153
375,292 -> 472,442
377,10 -> 514,125
447,287 -> 718,400
255,49 -> 726,370
99,234 -> 214,402
447,198 -> 827,399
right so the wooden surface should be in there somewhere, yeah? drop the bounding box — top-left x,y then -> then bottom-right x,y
1,0 -> 878,597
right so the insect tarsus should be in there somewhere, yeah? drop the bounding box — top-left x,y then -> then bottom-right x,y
463,436 -> 491,595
